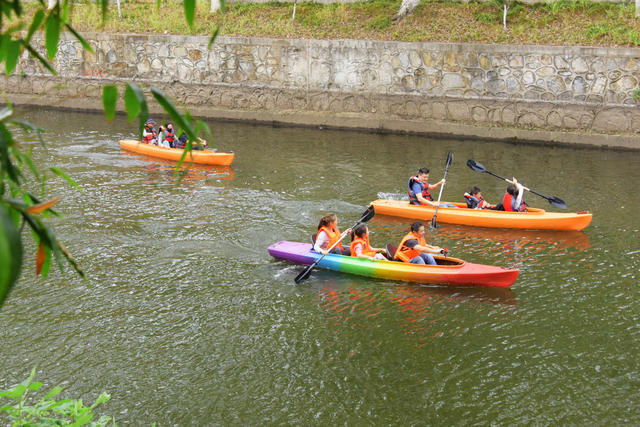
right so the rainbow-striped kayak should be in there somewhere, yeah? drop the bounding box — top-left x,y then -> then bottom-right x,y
370,199 -> 592,231
268,241 -> 519,287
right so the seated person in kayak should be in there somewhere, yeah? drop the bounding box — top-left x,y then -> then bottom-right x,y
175,131 -> 208,150
464,186 -> 495,209
159,122 -> 176,148
394,221 -> 444,265
350,224 -> 387,261
496,178 -> 528,212
408,167 -> 445,206
408,167 -> 458,208
142,119 -> 158,145
313,212 -> 351,256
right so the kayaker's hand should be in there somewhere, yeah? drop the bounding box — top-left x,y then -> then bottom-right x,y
440,179 -> 446,185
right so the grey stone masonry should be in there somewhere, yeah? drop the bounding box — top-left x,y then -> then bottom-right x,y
3,32 -> 640,149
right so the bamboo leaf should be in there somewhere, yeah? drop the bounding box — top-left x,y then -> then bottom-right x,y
0,203 -> 22,307
208,26 -> 220,49
123,84 -> 141,122
26,9 -> 45,43
24,42 -> 57,75
5,39 -> 21,75
150,88 -> 196,142
45,13 -> 60,60
184,0 -> 195,27
102,85 -> 118,122
65,23 -> 92,53
50,167 -> 82,192
125,83 -> 148,139
26,198 -> 59,214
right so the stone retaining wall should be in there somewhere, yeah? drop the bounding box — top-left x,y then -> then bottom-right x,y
3,32 -> 640,149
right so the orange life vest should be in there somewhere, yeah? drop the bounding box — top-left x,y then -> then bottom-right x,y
503,193 -> 527,212
350,235 -> 377,258
395,232 -> 426,263
318,225 -> 344,251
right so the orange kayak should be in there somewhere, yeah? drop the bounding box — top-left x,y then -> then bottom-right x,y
119,140 -> 234,166
370,199 -> 592,231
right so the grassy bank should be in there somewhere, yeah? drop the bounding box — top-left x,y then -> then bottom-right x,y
20,0 -> 640,46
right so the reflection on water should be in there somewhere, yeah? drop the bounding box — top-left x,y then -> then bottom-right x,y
120,151 -> 235,181
313,278 -> 517,348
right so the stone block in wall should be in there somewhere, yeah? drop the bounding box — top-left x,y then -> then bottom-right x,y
592,108 -> 631,132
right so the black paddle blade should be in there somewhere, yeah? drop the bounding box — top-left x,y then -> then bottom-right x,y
361,205 -> 375,223
548,196 -> 567,209
294,266 -> 312,284
431,215 -> 438,228
446,152 -> 453,169
467,159 -> 486,173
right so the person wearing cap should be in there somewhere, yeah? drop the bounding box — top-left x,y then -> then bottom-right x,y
142,119 -> 158,145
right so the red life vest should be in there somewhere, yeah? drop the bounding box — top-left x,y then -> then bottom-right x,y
503,193 -> 527,212
142,128 -> 156,144
395,232 -> 426,263
350,235 -> 377,258
318,225 -> 345,251
164,129 -> 176,145
408,176 -> 432,205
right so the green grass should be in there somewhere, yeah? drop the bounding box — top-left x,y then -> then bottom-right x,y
12,0 -> 640,46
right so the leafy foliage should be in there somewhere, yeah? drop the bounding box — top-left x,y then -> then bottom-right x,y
0,0 -> 219,308
0,367 -> 113,426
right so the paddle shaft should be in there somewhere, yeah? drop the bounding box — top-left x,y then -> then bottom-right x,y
482,170 -> 551,203
431,153 -> 453,228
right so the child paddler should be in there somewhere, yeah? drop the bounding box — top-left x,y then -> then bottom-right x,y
350,224 -> 387,261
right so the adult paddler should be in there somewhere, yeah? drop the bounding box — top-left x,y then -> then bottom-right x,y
408,167 -> 445,206
394,221 -> 443,265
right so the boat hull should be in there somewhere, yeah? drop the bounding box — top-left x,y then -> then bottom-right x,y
370,199 -> 592,231
119,140 -> 234,166
268,241 -> 519,287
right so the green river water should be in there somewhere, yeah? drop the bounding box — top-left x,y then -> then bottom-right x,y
1,109 -> 639,425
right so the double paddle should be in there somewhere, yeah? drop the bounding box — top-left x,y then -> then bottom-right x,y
294,206 -> 375,284
466,160 -> 567,209
431,152 -> 453,228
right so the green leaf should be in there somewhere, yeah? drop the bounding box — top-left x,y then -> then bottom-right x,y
125,83 -> 148,139
50,167 -> 82,192
65,23 -> 92,53
5,39 -> 21,75
150,88 -> 196,143
184,0 -> 195,27
26,9 -> 45,43
100,0 -> 108,22
90,392 -> 111,409
0,203 -> 22,308
102,85 -> 118,122
208,26 -> 220,49
24,42 -> 57,75
44,386 -> 63,400
28,381 -> 43,391
45,13 -> 60,60
123,84 -> 141,122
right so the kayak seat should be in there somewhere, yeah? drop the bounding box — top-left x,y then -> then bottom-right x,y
311,233 -> 317,245
386,244 -> 398,261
